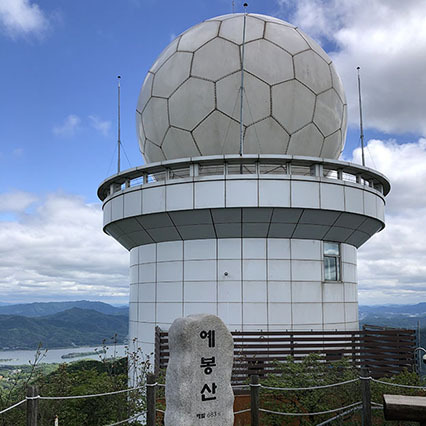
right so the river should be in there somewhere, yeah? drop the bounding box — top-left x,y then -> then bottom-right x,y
0,345 -> 127,366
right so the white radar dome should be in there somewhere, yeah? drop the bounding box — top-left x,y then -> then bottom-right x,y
136,13 -> 347,163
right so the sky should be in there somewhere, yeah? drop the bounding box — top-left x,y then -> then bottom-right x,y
0,0 -> 425,305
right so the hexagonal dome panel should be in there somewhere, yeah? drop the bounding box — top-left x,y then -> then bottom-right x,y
244,117 -> 289,154
313,88 -> 344,137
136,111 -> 145,144
321,130 -> 342,158
206,14 -> 235,22
217,71 -> 270,126
341,106 -> 348,143
287,123 -> 323,157
272,80 -> 315,133
265,23 -> 310,55
219,15 -> 264,44
152,52 -> 192,98
250,14 -> 295,27
144,140 -> 165,163
330,63 -> 346,103
298,29 -> 332,64
169,78 -> 215,130
162,127 -> 201,159
142,97 -> 169,143
178,20 -> 220,51
294,50 -> 332,94
150,36 -> 180,74
137,13 -> 346,163
136,72 -> 153,113
191,38 -> 240,82
193,111 -> 240,155
245,39 -> 293,85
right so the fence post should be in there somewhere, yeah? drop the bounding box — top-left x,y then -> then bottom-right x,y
361,367 -> 372,426
26,385 -> 38,426
250,374 -> 259,426
146,373 -> 156,426
154,326 -> 161,376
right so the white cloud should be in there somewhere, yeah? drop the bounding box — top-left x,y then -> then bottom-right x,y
273,1 -> 426,304
353,138 -> 426,212
0,193 -> 128,303
352,138 -> 426,304
53,114 -> 81,136
1,140 -> 424,306
0,0 -> 49,38
89,115 -> 112,136
276,0 -> 426,135
0,191 -> 37,213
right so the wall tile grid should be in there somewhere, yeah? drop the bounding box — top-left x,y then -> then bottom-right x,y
320,182 -> 344,211
105,178 -> 385,233
165,182 -> 193,211
131,238 -> 359,345
103,199 -> 112,226
124,190 -> 142,217
110,195 -> 124,221
195,180 -> 225,209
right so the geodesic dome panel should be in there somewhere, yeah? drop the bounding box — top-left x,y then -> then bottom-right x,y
136,13 -> 347,163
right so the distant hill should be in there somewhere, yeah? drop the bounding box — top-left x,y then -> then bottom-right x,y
359,303 -> 426,327
0,300 -> 128,317
360,303 -> 426,317
360,314 -> 426,329
0,308 -> 128,350
359,303 -> 426,347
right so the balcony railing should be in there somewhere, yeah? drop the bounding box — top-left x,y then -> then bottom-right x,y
98,155 -> 390,201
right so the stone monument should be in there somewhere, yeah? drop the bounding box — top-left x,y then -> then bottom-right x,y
165,314 -> 234,425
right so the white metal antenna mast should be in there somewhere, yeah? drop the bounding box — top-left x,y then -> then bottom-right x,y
117,75 -> 121,174
357,67 -> 365,167
239,3 -> 248,157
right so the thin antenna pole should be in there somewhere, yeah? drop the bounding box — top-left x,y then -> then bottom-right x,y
239,3 -> 248,157
232,0 -> 235,13
357,67 -> 365,167
117,75 -> 121,174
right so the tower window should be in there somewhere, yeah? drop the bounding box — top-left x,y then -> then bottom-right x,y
324,242 -> 341,281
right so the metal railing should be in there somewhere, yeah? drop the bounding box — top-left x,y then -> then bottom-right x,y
98,154 -> 391,201
3,370 -> 426,425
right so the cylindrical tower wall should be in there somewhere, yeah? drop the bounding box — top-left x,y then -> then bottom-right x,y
96,11 -> 392,382
129,237 -> 358,355
98,155 -> 389,355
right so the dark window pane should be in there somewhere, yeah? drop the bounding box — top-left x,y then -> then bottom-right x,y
324,256 -> 337,281
227,164 -> 256,175
198,164 -> 224,176
169,167 -> 190,179
259,164 -> 287,175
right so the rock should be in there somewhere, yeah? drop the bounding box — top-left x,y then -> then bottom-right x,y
165,314 -> 234,425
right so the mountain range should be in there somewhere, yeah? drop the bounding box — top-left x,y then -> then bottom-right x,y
360,302 -> 426,317
0,301 -> 129,350
0,300 -> 128,317
360,303 -> 426,328
0,300 -> 425,351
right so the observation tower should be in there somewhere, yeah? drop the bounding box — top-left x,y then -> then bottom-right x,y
98,13 -> 390,356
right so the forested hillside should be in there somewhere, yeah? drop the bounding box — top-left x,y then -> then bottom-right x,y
0,308 -> 128,350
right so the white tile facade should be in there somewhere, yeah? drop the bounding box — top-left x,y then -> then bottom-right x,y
129,238 -> 359,349
103,176 -> 386,232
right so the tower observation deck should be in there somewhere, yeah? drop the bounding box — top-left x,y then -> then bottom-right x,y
98,13 -> 390,356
